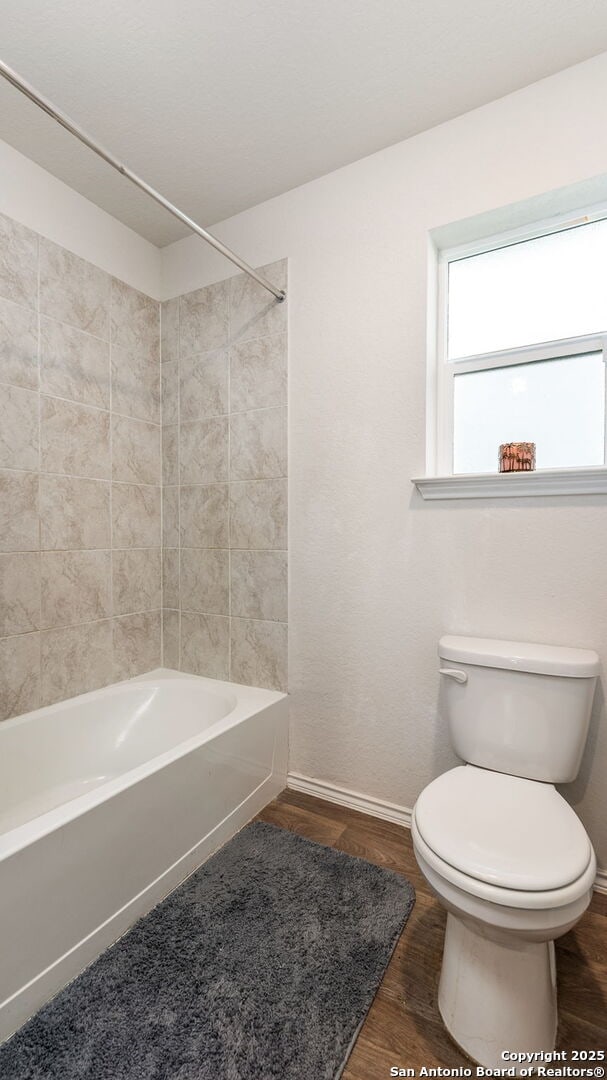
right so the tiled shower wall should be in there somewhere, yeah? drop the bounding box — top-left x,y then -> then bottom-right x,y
0,211 -> 161,720
161,259 -> 288,691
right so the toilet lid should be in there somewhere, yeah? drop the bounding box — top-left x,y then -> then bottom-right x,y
414,766 -> 592,891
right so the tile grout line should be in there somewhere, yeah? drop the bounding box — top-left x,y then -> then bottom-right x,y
2,467 -> 163,489
1,545 -> 287,556
176,403 -> 287,423
0,606 -> 166,643
177,298 -> 182,670
179,546 -> 288,553
4,546 -> 161,555
37,308 -> 111,346
159,301 -> 164,668
0,464 -> 285,484
109,279 -> 115,678
36,232 -> 42,706
227,282 -> 232,681
283,268 -> 289,691
179,325 -> 286,363
181,609 -> 287,626
0,377 -> 162,427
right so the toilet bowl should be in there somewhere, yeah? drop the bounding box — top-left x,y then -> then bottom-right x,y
413,637 -> 599,1068
412,766 -> 596,1067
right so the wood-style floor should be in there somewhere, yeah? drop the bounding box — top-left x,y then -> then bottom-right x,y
255,789 -> 607,1078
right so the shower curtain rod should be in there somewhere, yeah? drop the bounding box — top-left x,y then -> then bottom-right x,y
0,59 -> 286,303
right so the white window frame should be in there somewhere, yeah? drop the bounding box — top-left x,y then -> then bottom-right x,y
416,205 -> 607,498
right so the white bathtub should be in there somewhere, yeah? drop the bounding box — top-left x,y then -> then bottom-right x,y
0,668 -> 288,1043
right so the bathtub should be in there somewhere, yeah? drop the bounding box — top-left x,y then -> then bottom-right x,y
0,668 -> 288,1043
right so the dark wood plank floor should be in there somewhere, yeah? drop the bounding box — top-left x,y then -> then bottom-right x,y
255,789 -> 607,1079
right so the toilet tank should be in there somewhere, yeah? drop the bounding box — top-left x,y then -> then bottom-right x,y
438,636 -> 600,782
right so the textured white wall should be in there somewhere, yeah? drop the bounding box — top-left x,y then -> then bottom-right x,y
0,139 -> 161,297
162,53 -> 607,871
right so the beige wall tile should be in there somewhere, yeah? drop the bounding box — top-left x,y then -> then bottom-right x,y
180,484 -> 228,548
41,550 -> 111,628
41,396 -> 111,480
0,470 -> 39,551
39,238 -> 110,339
230,332 -> 287,413
0,297 -> 38,390
112,482 -> 161,548
162,547 -> 180,609
180,611 -> 229,679
162,609 -> 180,668
112,610 -> 161,681
180,350 -> 228,421
41,619 -> 113,706
230,550 -> 287,622
230,617 -> 287,691
0,216 -> 166,716
159,268 -> 288,694
0,553 -> 40,636
111,279 -> 159,362
0,213 -> 38,309
180,417 -> 228,484
40,475 -> 110,550
161,361 -> 178,426
180,547 -> 229,615
162,424 -> 179,485
162,485 -> 179,548
229,260 -> 287,344
0,383 -> 39,470
180,280 -> 229,358
230,407 -> 287,480
0,632 -> 40,720
230,479 -> 287,549
161,298 -> 179,363
111,344 -> 160,424
40,317 -> 110,409
112,415 -> 161,486
113,547 -> 162,616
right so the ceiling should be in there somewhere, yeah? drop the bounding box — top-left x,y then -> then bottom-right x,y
2,0 -> 607,247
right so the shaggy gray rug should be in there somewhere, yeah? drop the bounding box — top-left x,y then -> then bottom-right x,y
0,821 -> 415,1079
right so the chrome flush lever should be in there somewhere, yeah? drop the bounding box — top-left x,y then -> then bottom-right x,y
439,668 -> 468,684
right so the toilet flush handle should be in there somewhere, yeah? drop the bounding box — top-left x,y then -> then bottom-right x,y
439,668 -> 468,684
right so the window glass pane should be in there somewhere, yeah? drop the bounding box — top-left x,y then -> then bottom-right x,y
453,353 -> 605,474
448,219 -> 607,359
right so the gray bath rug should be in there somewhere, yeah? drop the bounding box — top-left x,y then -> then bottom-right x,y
0,821 -> 415,1080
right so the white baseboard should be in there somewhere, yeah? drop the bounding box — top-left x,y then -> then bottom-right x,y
287,771 -> 412,828
287,771 -> 607,895
595,868 -> 607,894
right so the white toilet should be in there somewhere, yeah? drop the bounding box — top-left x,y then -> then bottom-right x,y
412,635 -> 599,1068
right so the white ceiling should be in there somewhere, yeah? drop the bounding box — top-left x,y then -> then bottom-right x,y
2,0 -> 607,247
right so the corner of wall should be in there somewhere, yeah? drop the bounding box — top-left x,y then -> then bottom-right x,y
0,138 -> 162,299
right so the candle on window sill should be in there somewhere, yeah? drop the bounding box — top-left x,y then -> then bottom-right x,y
499,442 -> 536,472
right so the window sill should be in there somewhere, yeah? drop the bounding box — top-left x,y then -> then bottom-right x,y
412,467 -> 607,500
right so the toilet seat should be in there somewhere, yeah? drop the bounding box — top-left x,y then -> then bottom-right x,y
411,815 -> 596,910
413,765 -> 595,904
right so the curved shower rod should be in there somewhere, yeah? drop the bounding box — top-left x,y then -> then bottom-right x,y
0,59 -> 286,303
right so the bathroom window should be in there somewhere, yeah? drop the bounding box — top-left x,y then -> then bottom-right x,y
435,213 -> 607,477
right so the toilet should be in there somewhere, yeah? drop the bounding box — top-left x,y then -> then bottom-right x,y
412,635 -> 599,1068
